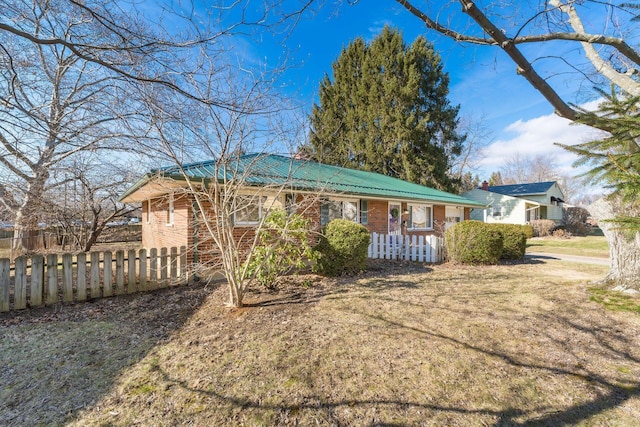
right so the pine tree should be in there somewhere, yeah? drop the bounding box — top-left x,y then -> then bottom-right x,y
305,26 -> 464,192
557,90 -> 640,231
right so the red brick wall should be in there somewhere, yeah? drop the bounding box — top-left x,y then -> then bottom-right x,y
142,193 -> 465,264
142,195 -> 189,251
364,199 -> 388,234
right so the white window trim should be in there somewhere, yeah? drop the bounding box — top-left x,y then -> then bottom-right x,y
407,203 -> 433,230
341,199 -> 360,222
166,194 -> 175,226
326,198 -> 361,222
491,204 -> 503,218
445,206 -> 464,223
234,195 -> 268,226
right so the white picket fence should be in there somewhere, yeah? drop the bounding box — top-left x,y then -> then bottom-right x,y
368,233 -> 444,263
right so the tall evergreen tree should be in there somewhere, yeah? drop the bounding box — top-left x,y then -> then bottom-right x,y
305,26 -> 464,192
558,91 -> 640,230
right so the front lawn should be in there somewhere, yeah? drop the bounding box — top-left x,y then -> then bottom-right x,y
527,235 -> 610,258
2,258 -> 639,426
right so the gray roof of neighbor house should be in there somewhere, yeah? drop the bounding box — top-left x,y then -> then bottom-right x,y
120,153 -> 484,207
487,181 -> 558,197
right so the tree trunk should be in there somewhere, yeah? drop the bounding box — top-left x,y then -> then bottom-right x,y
11,173 -> 49,256
588,197 -> 640,290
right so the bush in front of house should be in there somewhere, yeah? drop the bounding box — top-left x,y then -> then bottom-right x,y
245,209 -> 316,289
520,224 -> 534,239
489,224 -> 528,260
445,220 -> 503,265
530,219 -> 556,237
313,219 -> 370,276
563,206 -> 592,236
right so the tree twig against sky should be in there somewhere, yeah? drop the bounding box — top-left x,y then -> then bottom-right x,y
306,26 -> 464,192
139,42 -> 321,307
392,0 -> 640,288
0,0 -> 151,253
0,0 -> 318,255
393,0 -> 639,126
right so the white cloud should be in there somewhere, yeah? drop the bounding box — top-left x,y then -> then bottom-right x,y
479,111 -> 604,176
367,19 -> 393,40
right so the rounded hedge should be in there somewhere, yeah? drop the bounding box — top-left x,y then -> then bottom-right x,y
489,224 -> 527,260
313,219 -> 370,276
445,220 -> 503,265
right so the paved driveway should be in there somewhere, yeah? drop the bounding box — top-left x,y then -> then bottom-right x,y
525,252 -> 610,266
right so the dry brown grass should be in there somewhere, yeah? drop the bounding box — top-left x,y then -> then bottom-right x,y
2,259 -> 640,426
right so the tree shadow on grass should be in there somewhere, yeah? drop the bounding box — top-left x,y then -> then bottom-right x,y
358,311 -> 640,427
152,362 -> 523,425
0,282 -> 215,426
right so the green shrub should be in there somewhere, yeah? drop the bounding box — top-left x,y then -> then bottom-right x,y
445,220 -> 503,265
520,224 -> 534,239
245,209 -> 315,289
489,224 -> 527,260
313,219 -> 370,276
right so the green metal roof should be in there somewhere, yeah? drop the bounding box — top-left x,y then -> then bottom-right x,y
120,153 -> 484,207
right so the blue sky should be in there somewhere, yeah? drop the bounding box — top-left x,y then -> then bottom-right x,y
246,0 -> 606,181
169,0 -> 615,187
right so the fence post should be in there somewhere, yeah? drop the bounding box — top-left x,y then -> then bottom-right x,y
103,251 -> 113,297
404,235 -> 410,260
127,249 -> 137,293
90,251 -> 101,298
170,247 -> 178,286
0,259 -> 9,312
139,248 -> 148,291
418,236 -> 424,262
77,252 -> 87,302
31,255 -> 44,307
115,250 -> 125,295
14,257 -> 27,310
159,248 -> 168,288
179,246 -> 187,283
62,253 -> 73,303
149,248 -> 158,290
46,254 -> 58,305
411,235 -> 417,261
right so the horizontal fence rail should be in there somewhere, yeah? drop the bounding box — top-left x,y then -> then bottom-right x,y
368,233 -> 443,263
0,246 -> 188,313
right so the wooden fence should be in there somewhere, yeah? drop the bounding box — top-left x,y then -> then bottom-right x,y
0,246 -> 189,313
368,233 -> 444,263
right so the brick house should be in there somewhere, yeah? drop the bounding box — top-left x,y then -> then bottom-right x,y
120,154 -> 484,264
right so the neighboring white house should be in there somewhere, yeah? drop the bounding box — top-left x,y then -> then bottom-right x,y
462,181 -> 566,225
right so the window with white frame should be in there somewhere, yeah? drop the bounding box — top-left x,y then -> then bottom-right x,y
407,203 -> 432,229
445,206 -> 463,224
343,200 -> 358,222
166,194 -> 174,226
321,199 -> 360,225
234,195 -> 268,226
492,204 -> 503,217
285,193 -> 297,214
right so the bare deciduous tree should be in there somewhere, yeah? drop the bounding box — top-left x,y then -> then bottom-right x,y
0,0 -> 160,253
394,0 -> 639,124
448,113 -> 492,180
393,0 -> 640,287
51,156 -> 140,252
0,0 -> 315,255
